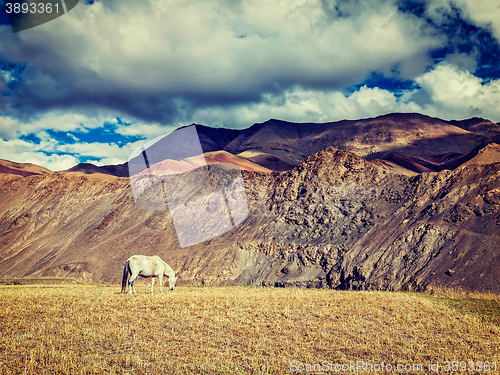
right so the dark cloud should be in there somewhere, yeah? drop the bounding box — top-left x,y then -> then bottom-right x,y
398,0 -> 500,79
0,0 -> 448,124
0,0 -> 499,134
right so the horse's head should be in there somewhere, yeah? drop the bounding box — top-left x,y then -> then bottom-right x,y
168,274 -> 177,290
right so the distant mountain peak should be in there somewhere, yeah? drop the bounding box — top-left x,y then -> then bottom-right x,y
0,159 -> 52,176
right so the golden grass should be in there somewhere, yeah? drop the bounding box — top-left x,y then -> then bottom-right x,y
0,285 -> 499,374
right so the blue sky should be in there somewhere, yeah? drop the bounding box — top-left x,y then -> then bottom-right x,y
0,0 -> 499,171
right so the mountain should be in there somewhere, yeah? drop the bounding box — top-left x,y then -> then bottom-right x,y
447,117 -> 500,136
65,163 -> 113,175
58,113 -> 499,178
0,140 -> 499,292
64,162 -> 130,177
460,143 -> 500,167
129,113 -> 500,174
203,151 -> 272,172
222,113 -> 500,173
0,159 -> 52,176
136,151 -> 271,176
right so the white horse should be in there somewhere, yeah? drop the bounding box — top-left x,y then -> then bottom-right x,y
121,255 -> 177,294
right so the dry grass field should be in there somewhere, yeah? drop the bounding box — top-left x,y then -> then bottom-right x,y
0,284 -> 499,374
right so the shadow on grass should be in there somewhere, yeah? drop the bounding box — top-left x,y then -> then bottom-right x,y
413,288 -> 500,326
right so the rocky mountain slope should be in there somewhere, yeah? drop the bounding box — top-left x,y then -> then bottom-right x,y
1,142 -> 499,292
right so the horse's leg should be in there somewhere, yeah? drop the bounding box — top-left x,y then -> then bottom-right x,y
129,272 -> 139,295
151,276 -> 155,294
158,274 -> 163,294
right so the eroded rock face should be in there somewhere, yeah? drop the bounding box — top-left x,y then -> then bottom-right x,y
0,146 -> 499,293
203,147 -> 500,292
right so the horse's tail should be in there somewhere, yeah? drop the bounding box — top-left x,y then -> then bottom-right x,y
121,260 -> 131,293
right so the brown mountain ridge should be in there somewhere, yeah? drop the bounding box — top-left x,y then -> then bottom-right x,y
29,112 -> 499,177
0,159 -> 52,177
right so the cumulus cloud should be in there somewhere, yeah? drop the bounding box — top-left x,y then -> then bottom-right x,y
0,0 -> 443,122
0,115 -> 17,139
415,62 -> 500,120
189,86 -> 418,127
190,62 -> 500,126
0,132 -> 145,171
0,111 -> 129,140
0,135 -> 79,171
0,77 -> 6,93
0,112 -> 151,170
115,121 -> 178,140
56,140 -> 145,167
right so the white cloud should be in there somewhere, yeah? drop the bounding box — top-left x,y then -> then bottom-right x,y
0,132 -> 144,171
0,111 -> 119,141
115,121 -> 177,140
445,52 -> 478,73
415,62 -> 500,120
0,111 -> 162,170
189,86 -> 417,127
1,61 -> 499,171
0,116 -> 17,139
57,139 -> 145,166
190,62 -> 500,126
193,87 -> 415,127
0,137 -> 78,171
